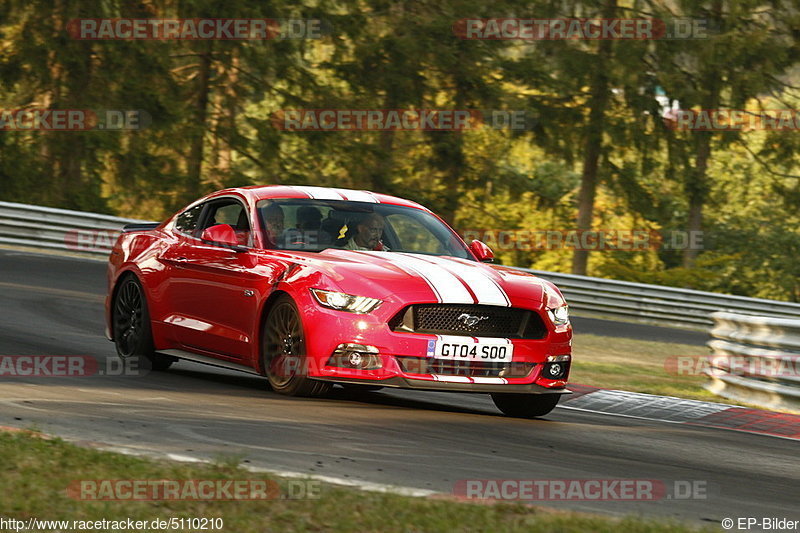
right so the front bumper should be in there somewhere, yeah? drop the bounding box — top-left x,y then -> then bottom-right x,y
297,292 -> 573,393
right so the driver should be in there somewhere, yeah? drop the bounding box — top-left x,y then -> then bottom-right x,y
344,213 -> 388,251
262,202 -> 285,247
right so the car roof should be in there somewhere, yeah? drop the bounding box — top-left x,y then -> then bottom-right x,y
210,185 -> 432,212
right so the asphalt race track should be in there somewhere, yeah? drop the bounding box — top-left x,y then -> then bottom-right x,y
0,248 -> 796,526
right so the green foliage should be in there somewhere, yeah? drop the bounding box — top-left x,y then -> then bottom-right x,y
0,0 -> 798,300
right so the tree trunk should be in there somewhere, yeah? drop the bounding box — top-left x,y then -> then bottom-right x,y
184,41 -> 213,208
681,0 -> 722,269
370,114 -> 395,194
430,69 -> 467,226
682,132 -> 712,268
213,51 -> 238,189
41,1 -> 64,207
571,0 -> 616,275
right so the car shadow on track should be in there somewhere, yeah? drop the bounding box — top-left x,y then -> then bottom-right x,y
164,365 -> 561,420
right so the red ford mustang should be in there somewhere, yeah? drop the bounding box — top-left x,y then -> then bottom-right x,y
105,185 -> 572,417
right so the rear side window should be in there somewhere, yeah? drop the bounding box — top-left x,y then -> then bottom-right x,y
174,204 -> 203,235
198,199 -> 252,247
209,202 -> 249,229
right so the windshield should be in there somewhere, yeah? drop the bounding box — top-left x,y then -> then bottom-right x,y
256,199 -> 472,259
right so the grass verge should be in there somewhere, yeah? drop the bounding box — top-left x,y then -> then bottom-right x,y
0,430 -> 716,533
571,334 -> 731,403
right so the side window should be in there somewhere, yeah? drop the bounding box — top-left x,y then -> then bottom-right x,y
200,200 -> 251,247
212,203 -> 248,228
174,204 -> 203,236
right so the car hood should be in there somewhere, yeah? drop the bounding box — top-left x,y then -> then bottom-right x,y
268,249 -> 566,309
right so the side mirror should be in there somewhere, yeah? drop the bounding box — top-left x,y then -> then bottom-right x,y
469,240 -> 494,263
201,224 -> 243,250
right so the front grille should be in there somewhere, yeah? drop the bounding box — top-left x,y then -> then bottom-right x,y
396,357 -> 535,378
389,304 -> 547,339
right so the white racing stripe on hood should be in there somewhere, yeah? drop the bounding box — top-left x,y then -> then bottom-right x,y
292,185 -> 344,200
378,252 -> 474,304
338,189 -> 379,203
407,254 -> 511,307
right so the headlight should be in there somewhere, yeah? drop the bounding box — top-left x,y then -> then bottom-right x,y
546,305 -> 569,326
310,288 -> 382,314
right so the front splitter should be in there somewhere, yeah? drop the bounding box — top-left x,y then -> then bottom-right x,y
313,375 -> 572,394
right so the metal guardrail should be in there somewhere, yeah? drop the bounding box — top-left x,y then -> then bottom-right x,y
525,270 -> 800,330
2,201 -> 799,331
0,201 -> 150,258
706,312 -> 800,411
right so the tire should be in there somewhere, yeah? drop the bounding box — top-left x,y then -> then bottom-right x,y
491,393 -> 561,418
262,294 -> 331,397
112,275 -> 175,371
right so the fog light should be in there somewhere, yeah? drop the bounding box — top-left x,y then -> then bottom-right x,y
542,358 -> 570,380
327,343 -> 382,370
348,352 -> 363,367
546,363 -> 563,377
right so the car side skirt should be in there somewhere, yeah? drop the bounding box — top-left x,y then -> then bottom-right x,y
157,349 -> 262,375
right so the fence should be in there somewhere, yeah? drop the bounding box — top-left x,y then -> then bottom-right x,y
706,312 -> 800,411
0,201 -> 147,258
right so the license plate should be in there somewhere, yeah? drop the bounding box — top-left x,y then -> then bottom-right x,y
428,338 -> 514,362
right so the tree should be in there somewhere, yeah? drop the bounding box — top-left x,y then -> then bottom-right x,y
647,0 -> 800,267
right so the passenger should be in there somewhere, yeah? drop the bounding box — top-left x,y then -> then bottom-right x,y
296,206 -> 323,232
320,211 -> 348,244
283,206 -> 328,248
